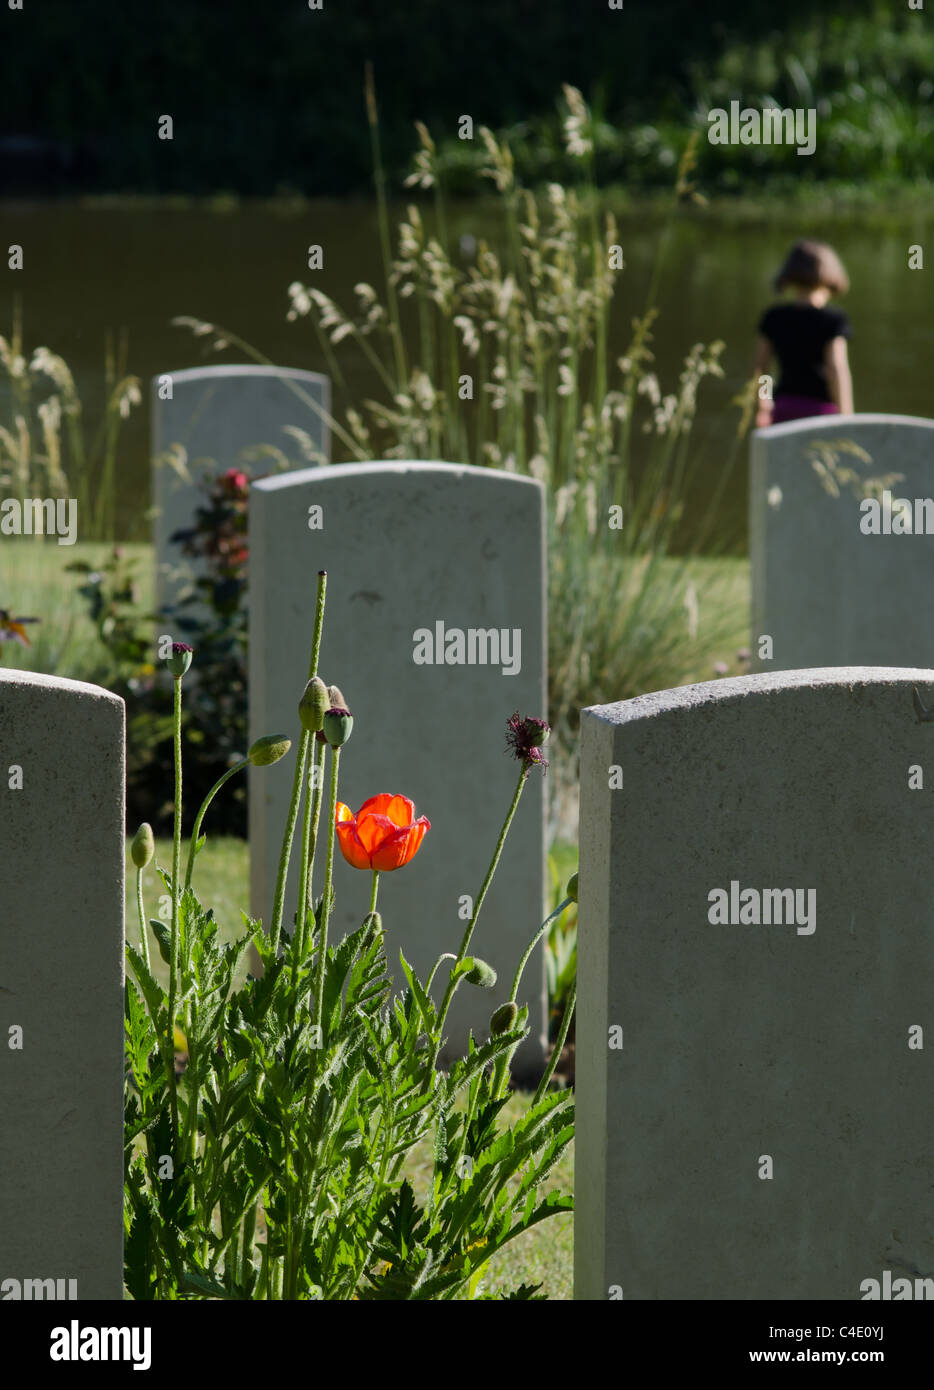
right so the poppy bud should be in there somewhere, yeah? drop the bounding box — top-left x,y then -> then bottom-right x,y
490,1001 -> 518,1035
327,684 -> 347,709
566,871 -> 578,903
166,642 -> 193,677
248,734 -> 291,766
323,706 -> 353,748
361,910 -> 383,951
465,957 -> 497,988
299,677 -> 329,733
131,822 -> 155,869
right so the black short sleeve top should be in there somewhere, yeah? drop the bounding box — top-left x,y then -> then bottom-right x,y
757,302 -> 852,401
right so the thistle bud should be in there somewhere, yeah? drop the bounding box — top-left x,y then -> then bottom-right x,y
566,871 -> 578,903
326,684 -> 347,711
490,1001 -> 518,1035
248,734 -> 291,767
465,957 -> 497,988
166,642 -> 193,678
131,822 -> 155,869
323,706 -> 353,748
299,677 -> 329,733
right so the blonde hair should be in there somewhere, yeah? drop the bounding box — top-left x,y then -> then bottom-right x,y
773,239 -> 849,296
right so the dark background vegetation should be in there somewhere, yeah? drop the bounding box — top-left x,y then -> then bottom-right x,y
0,0 -> 894,197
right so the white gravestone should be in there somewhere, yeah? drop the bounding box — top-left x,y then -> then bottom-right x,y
750,413 -> 934,670
0,671 -> 125,1300
577,668 -> 934,1300
248,461 -> 548,1080
151,364 -> 330,616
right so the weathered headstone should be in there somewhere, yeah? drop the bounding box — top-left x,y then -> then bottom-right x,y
0,671 -> 125,1301
248,461 -> 548,1080
577,668 -> 934,1301
151,364 -> 330,615
751,413 -> 934,670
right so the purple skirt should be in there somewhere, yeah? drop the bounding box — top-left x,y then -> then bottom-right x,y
772,395 -> 840,425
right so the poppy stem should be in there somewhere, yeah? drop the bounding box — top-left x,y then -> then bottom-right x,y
426,952 -> 457,992
313,746 -> 341,1037
295,737 -> 326,968
424,761 -> 529,1089
491,894 -> 572,1099
306,571 -> 327,683
269,731 -> 309,957
510,895 -> 572,1001
293,745 -> 315,974
184,758 -> 249,891
531,978 -> 576,1108
369,870 -> 380,916
136,866 -> 150,972
270,571 -> 327,958
166,675 -> 183,1152
287,742 -> 342,1294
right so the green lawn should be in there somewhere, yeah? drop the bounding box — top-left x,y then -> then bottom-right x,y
0,539 -> 154,684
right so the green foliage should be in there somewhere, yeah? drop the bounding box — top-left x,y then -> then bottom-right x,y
6,0 -> 882,197
62,511 -> 252,835
0,300 -> 140,540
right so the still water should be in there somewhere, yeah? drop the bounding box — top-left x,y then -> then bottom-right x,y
0,197 -> 931,547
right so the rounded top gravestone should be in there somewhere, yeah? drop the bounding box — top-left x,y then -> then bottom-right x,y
577,666 -> 934,1301
750,412 -> 934,671
151,364 -> 330,618
0,670 -> 125,1301
248,460 -> 548,1082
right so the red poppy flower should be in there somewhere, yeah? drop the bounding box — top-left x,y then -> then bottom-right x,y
335,794 -> 430,872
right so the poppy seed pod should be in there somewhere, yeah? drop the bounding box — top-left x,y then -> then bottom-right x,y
522,717 -> 550,748
248,734 -> 291,766
131,822 -> 155,869
166,642 -> 194,677
323,706 -> 353,748
299,676 -> 330,733
490,1001 -> 518,1035
465,957 -> 497,988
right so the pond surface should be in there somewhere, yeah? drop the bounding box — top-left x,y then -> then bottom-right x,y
1,197 -> 931,548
